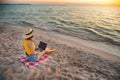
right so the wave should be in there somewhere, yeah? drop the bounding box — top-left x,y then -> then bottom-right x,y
47,21 -> 64,27
100,19 -> 112,26
85,28 -> 120,45
50,16 -> 80,27
115,30 -> 120,34
17,21 -> 34,27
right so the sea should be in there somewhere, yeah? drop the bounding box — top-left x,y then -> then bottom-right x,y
0,4 -> 120,46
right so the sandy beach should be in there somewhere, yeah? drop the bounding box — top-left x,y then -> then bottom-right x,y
0,23 -> 120,80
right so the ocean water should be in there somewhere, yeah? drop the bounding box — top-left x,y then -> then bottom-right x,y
0,4 -> 120,45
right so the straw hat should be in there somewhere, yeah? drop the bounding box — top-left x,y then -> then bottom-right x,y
23,28 -> 33,39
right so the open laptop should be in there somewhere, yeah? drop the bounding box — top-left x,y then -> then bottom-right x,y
38,41 -> 47,52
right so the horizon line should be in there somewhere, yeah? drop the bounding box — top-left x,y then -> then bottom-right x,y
0,3 -> 120,6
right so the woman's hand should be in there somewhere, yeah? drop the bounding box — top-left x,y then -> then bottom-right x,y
35,48 -> 39,51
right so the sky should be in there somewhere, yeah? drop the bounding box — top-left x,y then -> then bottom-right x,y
1,0 -> 120,6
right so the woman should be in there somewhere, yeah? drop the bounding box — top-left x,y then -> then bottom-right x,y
23,28 -> 55,62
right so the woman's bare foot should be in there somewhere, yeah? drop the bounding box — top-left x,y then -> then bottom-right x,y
44,48 -> 56,54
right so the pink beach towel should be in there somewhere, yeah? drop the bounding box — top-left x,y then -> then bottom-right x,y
18,55 -> 52,68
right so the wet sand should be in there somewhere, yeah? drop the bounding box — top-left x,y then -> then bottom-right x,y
0,24 -> 120,80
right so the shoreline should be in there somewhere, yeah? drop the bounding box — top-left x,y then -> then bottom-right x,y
1,20 -> 120,47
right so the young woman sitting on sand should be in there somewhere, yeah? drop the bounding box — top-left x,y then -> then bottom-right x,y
22,28 -> 55,62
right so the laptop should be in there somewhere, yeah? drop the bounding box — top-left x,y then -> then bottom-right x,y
38,41 -> 47,52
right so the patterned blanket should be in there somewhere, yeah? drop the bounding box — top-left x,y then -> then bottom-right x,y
18,55 -> 52,68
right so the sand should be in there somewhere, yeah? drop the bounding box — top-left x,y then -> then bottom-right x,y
0,24 -> 120,80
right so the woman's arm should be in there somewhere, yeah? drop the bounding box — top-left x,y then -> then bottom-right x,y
28,41 -> 37,54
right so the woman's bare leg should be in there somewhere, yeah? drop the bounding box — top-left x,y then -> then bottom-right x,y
39,48 -> 56,58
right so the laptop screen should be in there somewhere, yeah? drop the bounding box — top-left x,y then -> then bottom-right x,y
38,41 -> 47,52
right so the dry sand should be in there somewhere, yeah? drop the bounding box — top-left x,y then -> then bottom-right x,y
0,24 -> 120,80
